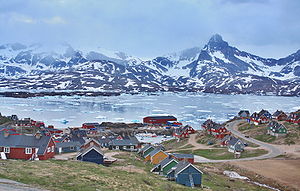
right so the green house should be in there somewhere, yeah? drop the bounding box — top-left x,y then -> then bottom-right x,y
143,146 -> 155,158
151,156 -> 178,176
267,121 -> 287,137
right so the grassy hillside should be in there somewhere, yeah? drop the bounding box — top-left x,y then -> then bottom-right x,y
174,148 -> 268,160
237,121 -> 300,145
0,115 -> 12,125
0,152 -> 272,191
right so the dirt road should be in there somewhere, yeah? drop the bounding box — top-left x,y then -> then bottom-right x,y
230,159 -> 300,190
0,179 -> 48,191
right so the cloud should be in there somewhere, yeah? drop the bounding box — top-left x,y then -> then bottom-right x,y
10,13 -> 36,24
42,16 -> 66,24
0,0 -> 299,58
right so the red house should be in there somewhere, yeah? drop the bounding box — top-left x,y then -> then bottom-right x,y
287,110 -> 300,123
171,153 -> 194,164
201,119 -> 216,130
173,125 -> 196,138
143,115 -> 177,125
82,123 -> 101,129
208,124 -> 228,139
272,110 -> 287,121
80,139 -> 101,150
0,131 -> 55,160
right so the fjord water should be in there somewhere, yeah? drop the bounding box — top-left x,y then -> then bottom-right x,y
0,92 -> 299,129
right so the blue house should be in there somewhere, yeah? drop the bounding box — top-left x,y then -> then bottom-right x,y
167,161 -> 203,187
55,141 -> 81,154
76,145 -> 104,165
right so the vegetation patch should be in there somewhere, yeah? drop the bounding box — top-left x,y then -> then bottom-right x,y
0,116 -> 12,125
175,148 -> 267,160
196,132 -> 217,145
162,138 -> 188,150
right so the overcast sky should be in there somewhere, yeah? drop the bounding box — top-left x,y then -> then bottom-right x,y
0,0 -> 299,58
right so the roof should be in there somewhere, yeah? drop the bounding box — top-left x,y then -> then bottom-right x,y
267,121 -> 287,132
109,139 -> 139,146
0,131 -> 52,155
238,110 -> 250,115
174,161 -> 203,175
139,144 -> 153,153
227,137 -> 243,146
221,135 -> 233,143
171,153 -> 194,159
159,156 -> 176,168
147,148 -> 164,157
151,156 -> 176,172
55,141 -> 82,148
144,115 -> 176,120
83,123 -> 100,126
273,110 -> 284,117
77,145 -> 104,158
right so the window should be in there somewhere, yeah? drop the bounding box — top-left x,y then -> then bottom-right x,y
25,148 -> 32,154
4,147 -> 10,153
116,146 -> 119,150
47,147 -> 51,153
131,146 -> 134,150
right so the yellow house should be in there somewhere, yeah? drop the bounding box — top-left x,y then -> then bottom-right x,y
147,149 -> 168,165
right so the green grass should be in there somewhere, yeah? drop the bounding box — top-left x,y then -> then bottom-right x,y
0,116 -> 12,125
0,159 -> 194,191
197,133 -> 216,145
175,148 -> 268,160
162,138 -> 188,150
238,123 -> 253,131
254,134 -> 276,143
179,144 -> 194,149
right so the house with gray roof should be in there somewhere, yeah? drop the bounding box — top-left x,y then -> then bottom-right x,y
167,161 -> 203,187
227,137 -> 245,154
0,131 -> 55,160
77,145 -> 104,165
108,136 -> 140,151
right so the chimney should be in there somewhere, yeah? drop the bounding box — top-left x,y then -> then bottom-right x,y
4,131 -> 9,138
35,131 -> 42,139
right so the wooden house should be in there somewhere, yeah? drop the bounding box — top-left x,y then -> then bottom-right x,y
251,110 -> 272,124
143,115 -> 177,125
267,121 -> 287,137
272,110 -> 287,121
220,135 -> 233,147
55,141 -> 81,154
144,148 -> 168,164
238,110 -> 250,118
76,145 -> 104,165
173,125 -> 196,138
151,156 -> 178,175
171,153 -> 194,164
141,145 -> 156,158
0,131 -> 55,160
201,119 -> 215,130
286,110 -> 300,123
80,138 -> 101,150
108,136 -> 140,151
208,124 -> 228,139
82,123 -> 102,129
227,137 -> 245,154
167,161 -> 203,187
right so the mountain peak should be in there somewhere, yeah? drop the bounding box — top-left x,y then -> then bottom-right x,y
209,34 -> 223,43
206,34 -> 229,50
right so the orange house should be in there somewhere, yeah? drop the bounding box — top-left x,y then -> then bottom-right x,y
144,148 -> 168,164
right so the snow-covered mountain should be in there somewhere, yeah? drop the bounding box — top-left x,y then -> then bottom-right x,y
0,34 -> 299,96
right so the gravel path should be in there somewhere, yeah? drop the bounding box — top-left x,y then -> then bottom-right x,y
194,120 -> 283,163
0,179 -> 48,191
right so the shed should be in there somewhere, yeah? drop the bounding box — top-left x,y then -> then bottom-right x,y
76,145 -> 104,165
